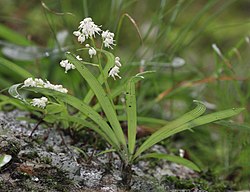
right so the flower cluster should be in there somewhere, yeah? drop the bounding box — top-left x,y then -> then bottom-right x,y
60,55 -> 83,73
31,97 -> 48,109
60,60 -> 76,73
23,77 -> 68,93
73,18 -> 116,50
102,30 -> 116,49
73,17 -> 101,43
109,57 -> 122,80
71,17 -> 122,80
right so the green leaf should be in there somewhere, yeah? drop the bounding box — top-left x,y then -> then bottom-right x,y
133,106 -> 244,161
126,76 -> 138,156
133,101 -> 207,160
46,103 -> 65,114
43,114 -> 58,123
66,53 -> 127,148
140,153 -> 200,172
215,120 -> 250,131
118,115 -> 168,126
0,94 -> 27,110
0,24 -> 31,46
0,57 -> 33,79
96,148 -> 117,156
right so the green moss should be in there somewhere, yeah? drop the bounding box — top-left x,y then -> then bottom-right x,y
40,156 -> 52,164
22,151 -> 39,159
0,139 -> 20,156
161,173 -> 236,192
46,145 -> 54,152
37,167 -> 73,191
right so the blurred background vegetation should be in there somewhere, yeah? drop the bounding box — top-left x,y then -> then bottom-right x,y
0,0 -> 249,189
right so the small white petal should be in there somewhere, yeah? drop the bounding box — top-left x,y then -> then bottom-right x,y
73,31 -> 81,37
102,30 -> 116,49
109,66 -> 121,80
76,55 -> 83,61
88,47 -> 97,58
31,97 -> 48,109
78,34 -> 86,43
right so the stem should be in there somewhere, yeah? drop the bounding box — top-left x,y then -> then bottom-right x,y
120,162 -> 132,190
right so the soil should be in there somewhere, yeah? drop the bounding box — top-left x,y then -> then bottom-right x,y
0,110 -> 236,192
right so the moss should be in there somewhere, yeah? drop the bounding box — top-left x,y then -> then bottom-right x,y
0,139 -> 20,156
40,156 -> 52,164
37,167 -> 73,192
22,151 -> 39,159
46,145 -> 54,152
1,166 -> 74,192
161,174 -> 236,192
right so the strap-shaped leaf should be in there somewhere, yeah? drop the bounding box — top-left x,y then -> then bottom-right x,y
118,116 -> 168,126
133,106 -> 244,161
126,77 -> 137,155
126,72 -> 155,156
139,153 -> 200,172
66,53 -> 127,148
133,101 -> 206,160
171,107 -> 245,136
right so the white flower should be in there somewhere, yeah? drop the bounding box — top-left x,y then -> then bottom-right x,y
23,78 -> 45,88
109,65 -> 121,80
23,77 -> 37,87
31,97 -> 48,109
34,78 -> 45,87
74,17 -> 102,43
60,59 -> 75,73
77,34 -> 86,44
73,31 -> 81,37
88,47 -> 97,58
102,30 -> 116,49
76,55 -> 83,61
44,80 -> 68,93
23,78 -> 68,93
179,149 -> 185,158
115,57 -> 122,67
